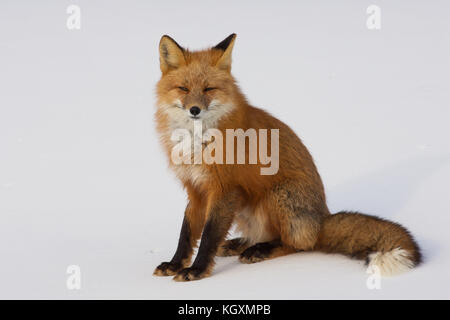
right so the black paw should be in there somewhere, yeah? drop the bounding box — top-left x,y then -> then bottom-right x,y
217,238 -> 247,257
153,261 -> 182,276
173,267 -> 209,282
239,242 -> 273,264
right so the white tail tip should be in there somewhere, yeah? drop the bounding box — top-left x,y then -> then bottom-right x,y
367,248 -> 415,276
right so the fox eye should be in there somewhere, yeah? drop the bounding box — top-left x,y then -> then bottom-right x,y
204,87 -> 216,92
178,86 -> 189,92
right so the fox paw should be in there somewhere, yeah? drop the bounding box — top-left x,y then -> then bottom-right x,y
153,262 -> 182,276
173,267 -> 209,282
239,243 -> 273,264
217,238 -> 248,257
217,245 -> 241,257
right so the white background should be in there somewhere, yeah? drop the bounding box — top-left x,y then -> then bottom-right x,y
0,0 -> 449,299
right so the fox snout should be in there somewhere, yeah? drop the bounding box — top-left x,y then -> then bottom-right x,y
184,102 -> 206,119
189,106 -> 201,117
183,94 -> 209,117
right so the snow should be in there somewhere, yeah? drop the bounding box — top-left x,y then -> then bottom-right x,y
0,0 -> 449,299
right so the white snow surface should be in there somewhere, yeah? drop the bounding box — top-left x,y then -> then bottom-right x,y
0,0 -> 449,299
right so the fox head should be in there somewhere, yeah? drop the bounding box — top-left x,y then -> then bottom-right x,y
156,34 -> 243,130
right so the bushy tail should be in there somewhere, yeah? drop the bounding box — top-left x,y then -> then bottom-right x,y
315,211 -> 422,276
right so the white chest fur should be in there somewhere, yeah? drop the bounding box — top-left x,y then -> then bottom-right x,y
234,206 -> 274,245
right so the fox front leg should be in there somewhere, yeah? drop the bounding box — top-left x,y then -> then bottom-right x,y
173,191 -> 244,281
153,201 -> 204,276
153,216 -> 192,276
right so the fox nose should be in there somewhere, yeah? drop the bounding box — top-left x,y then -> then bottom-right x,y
189,106 -> 201,116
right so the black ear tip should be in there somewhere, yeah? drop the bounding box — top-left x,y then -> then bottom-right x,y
214,33 -> 237,51
160,35 -> 184,51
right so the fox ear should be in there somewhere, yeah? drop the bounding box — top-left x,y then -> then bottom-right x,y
214,33 -> 237,71
159,35 -> 186,73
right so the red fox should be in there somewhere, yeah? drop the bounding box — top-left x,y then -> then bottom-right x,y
153,34 -> 421,281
